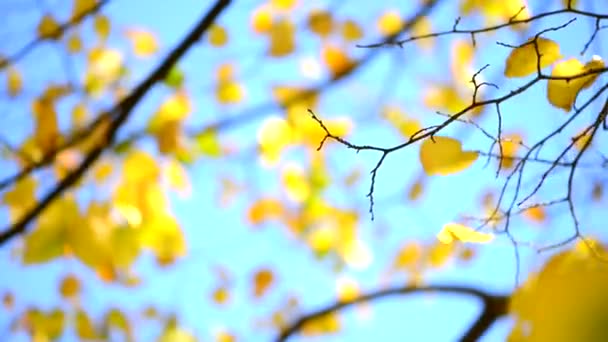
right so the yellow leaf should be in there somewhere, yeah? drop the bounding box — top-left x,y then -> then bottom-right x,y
393,241 -> 422,269
71,0 -> 96,19
94,15 -> 111,41
212,286 -> 230,305
66,34 -> 83,53
523,206 -> 546,224
574,128 -> 593,151
419,136 -> 478,175
336,276 -> 360,302
282,163 -> 310,203
3,292 -> 14,311
436,222 -> 494,244
251,5 -> 273,34
423,84 -> 471,115
377,10 -> 402,36
340,19 -> 363,41
412,17 -> 433,50
307,10 -> 333,37
3,176 -> 37,221
125,28 -> 158,57
428,242 -> 455,267
340,239 -> 372,269
407,177 -> 424,201
301,312 -> 341,336
547,56 -> 604,111
123,150 -> 160,184
76,310 -> 98,339
321,44 -> 355,78
195,129 -> 222,157
37,14 -> 61,40
32,98 -> 60,153
498,133 -> 523,170
252,268 -> 274,298
6,67 -> 22,97
208,24 -> 228,47
247,198 -> 283,225
257,116 -> 293,165
268,19 -> 295,57
509,247 -> 608,341
216,81 -> 244,104
25,308 -> 65,339
59,274 -> 80,298
164,159 -> 190,196
93,160 -> 113,183
272,0 -> 297,10
451,40 -> 475,85
504,37 -> 561,78
140,213 -> 186,266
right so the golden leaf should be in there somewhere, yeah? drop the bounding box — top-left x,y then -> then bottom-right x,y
252,268 -> 274,298
307,10 -> 333,37
125,28 -> 159,57
504,37 -> 561,78
268,19 -> 295,57
208,24 -> 229,47
37,14 -> 61,40
419,136 -> 478,175
547,56 -> 604,111
377,10 -> 402,36
6,67 -> 22,97
436,222 -> 494,244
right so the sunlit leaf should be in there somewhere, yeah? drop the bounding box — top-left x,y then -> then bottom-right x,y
547,56 -> 604,111
37,14 -> 61,40
336,276 -> 360,302
377,10 -> 401,36
66,33 -> 83,53
268,19 -> 295,57
321,44 -> 355,78
436,222 -> 494,244
3,176 -> 37,221
257,116 -> 293,165
498,133 -> 523,170
72,0 -> 96,19
6,67 -> 22,97
251,5 -> 273,34
216,80 -> 244,104
504,37 -> 561,78
523,206 -> 546,224
76,310 -> 98,339
164,66 -> 185,89
282,163 -> 310,203
247,198 -> 283,225
252,268 -> 274,298
208,24 -> 228,47
340,19 -> 363,41
272,0 -> 297,10
308,10 -> 333,37
419,136 -> 478,176
301,312 -> 341,336
125,28 -> 159,57
59,274 -> 80,298
94,14 -> 111,41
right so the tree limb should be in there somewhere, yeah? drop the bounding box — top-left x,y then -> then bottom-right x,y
275,285 -> 509,342
0,0 -> 232,246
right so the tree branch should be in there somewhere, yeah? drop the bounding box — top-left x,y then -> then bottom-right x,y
0,0 -> 232,246
0,0 -> 110,69
275,285 -> 509,342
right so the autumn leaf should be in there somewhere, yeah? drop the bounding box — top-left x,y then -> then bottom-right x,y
37,14 -> 61,40
252,268 -> 274,298
436,222 -> 494,244
419,136 -> 478,175
547,56 -> 604,111
377,10 -> 401,36
504,37 -> 561,78
125,28 -> 159,57
208,24 -> 229,47
6,67 -> 22,97
308,10 -> 333,37
268,19 -> 295,57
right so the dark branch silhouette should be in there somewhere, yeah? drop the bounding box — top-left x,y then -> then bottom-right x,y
275,285 -> 508,342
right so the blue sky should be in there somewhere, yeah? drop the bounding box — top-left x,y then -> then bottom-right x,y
1,0 -> 608,341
